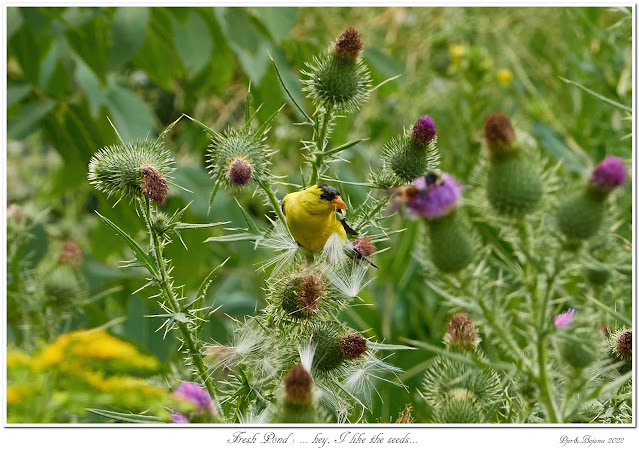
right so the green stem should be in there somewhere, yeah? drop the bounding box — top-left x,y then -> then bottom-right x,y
143,198 -> 220,403
308,104 -> 333,186
257,179 -> 287,225
536,333 -> 561,422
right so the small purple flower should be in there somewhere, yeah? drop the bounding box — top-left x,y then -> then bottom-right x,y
406,173 -> 463,220
171,412 -> 189,424
411,116 -> 437,146
589,156 -> 626,191
173,382 -> 212,412
554,308 -> 576,328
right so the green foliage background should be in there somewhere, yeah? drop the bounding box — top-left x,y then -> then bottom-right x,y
7,6 -> 632,422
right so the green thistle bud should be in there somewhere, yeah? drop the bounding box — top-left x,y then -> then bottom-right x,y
434,391 -> 482,423
311,325 -> 367,372
427,211 -> 475,273
422,356 -> 500,408
486,154 -> 542,216
279,272 -> 327,318
383,119 -> 440,184
88,140 -> 174,204
207,129 -> 272,190
151,211 -> 173,237
43,265 -> 84,307
444,312 -> 479,354
556,188 -> 606,242
558,326 -> 598,370
606,329 -> 632,374
303,28 -> 371,112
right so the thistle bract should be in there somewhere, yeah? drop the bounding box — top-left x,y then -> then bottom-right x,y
556,189 -> 606,242
207,129 -> 272,190
303,28 -> 371,112
486,155 -> 542,216
558,327 -> 598,370
88,140 -> 174,204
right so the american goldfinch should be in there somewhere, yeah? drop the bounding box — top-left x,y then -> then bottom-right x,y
282,184 -> 376,267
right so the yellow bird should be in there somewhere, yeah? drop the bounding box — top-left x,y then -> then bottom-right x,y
282,184 -> 376,267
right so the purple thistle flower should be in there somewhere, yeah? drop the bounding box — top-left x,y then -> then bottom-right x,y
171,412 -> 189,424
589,156 -> 626,191
554,308 -> 576,328
173,382 -> 212,412
406,173 -> 463,220
411,116 -> 437,146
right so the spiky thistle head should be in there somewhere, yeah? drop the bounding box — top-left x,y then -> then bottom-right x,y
588,156 -> 626,193
284,364 -> 313,407
606,328 -> 632,374
207,129 -> 272,190
303,28 -> 371,112
88,139 -> 174,204
483,112 -> 516,155
444,312 -> 480,354
310,324 -> 367,372
382,119 -> 440,184
43,265 -> 85,308
278,270 -> 328,319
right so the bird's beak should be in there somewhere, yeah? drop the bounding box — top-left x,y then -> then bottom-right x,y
331,196 -> 347,210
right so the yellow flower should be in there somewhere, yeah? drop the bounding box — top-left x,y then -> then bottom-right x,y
496,68 -> 513,85
32,328 -> 158,371
7,349 -> 30,369
7,385 -> 34,404
449,44 -> 465,64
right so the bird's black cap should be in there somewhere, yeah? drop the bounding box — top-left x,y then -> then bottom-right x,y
318,184 -> 341,201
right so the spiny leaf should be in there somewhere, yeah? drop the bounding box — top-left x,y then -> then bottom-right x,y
96,211 -> 158,278
87,408 -> 164,423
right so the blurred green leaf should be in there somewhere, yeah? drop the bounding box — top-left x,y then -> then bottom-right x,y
9,25 -> 53,85
7,8 -> 23,39
532,120 -> 591,175
133,8 -> 177,89
108,7 -> 149,70
171,11 -> 212,76
215,7 -> 271,83
65,13 -> 110,82
104,80 -> 157,140
7,82 -> 31,108
7,100 -> 55,140
255,7 -> 298,43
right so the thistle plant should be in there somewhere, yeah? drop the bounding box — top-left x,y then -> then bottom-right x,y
399,111 -> 631,423
86,28 -> 434,424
